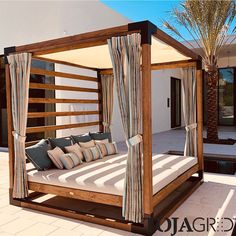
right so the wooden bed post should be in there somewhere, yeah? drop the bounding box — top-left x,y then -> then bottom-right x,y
196,59 -> 204,178
126,21 -> 157,230
97,70 -> 103,132
4,47 -> 15,203
142,43 -> 153,217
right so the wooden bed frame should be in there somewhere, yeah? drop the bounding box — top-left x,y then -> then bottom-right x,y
5,21 -> 203,235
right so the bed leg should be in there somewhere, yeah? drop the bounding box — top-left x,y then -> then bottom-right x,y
9,188 -> 22,207
143,214 -> 155,236
198,170 -> 204,180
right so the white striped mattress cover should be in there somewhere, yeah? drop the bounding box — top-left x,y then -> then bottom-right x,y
27,154 -> 198,196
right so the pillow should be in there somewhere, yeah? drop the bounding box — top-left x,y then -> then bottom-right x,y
47,147 -> 65,169
25,139 -> 53,171
79,140 -> 95,148
83,146 -> 102,162
97,142 -> 118,157
95,139 -> 109,144
60,153 -> 82,170
64,143 -> 84,161
48,137 -> 72,152
90,132 -> 112,142
71,133 -> 92,144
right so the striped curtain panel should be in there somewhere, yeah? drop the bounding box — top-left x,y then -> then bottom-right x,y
8,53 -> 32,198
101,74 -> 114,133
108,33 -> 143,223
181,67 -> 197,157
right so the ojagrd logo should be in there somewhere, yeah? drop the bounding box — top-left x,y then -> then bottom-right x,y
156,217 -> 236,236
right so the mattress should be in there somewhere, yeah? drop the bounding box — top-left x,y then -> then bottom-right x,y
27,154 -> 198,196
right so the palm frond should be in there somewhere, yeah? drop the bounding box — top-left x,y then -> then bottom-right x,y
163,0 -> 236,70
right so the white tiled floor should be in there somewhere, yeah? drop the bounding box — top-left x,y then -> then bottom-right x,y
117,128 -> 236,156
0,151 -> 235,236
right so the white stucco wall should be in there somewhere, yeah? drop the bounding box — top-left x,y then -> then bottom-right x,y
152,69 -> 183,134
111,68 -> 183,142
55,65 -> 99,137
218,56 -> 236,68
0,1 -> 130,53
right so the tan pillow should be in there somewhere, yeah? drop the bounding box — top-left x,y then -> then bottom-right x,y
97,142 -> 118,157
79,140 -> 95,148
47,147 -> 64,169
60,153 -> 82,169
82,146 -> 102,162
95,139 -> 109,144
65,143 -> 84,161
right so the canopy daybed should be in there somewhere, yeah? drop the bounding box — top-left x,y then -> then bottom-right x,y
5,21 -> 203,235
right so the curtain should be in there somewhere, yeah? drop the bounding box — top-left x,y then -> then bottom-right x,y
181,67 -> 197,157
101,74 -> 114,133
108,33 -> 143,223
8,53 -> 32,198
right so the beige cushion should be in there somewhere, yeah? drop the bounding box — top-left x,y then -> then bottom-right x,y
97,142 -> 118,157
60,153 -> 82,169
79,140 -> 95,148
47,147 -> 64,169
27,154 -> 198,196
83,146 -> 102,162
65,143 -> 84,161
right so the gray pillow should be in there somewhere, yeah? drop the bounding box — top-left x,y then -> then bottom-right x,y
71,133 -> 92,144
26,139 -> 53,171
90,132 -> 112,142
49,137 -> 72,152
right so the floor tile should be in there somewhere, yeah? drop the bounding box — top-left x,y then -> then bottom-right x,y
0,218 -> 35,234
48,228 -> 83,236
16,222 -> 57,236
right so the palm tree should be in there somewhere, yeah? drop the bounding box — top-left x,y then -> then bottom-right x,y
163,0 -> 236,143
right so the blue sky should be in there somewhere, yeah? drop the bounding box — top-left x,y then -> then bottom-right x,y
101,0 -> 236,41
101,0 -> 185,39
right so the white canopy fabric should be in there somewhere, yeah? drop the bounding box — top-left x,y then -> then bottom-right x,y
38,36 -> 191,69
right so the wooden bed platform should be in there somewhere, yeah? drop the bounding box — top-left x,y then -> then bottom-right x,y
5,20 -> 204,235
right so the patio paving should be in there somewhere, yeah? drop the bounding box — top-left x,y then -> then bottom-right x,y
0,151 -> 235,235
117,128 -> 236,156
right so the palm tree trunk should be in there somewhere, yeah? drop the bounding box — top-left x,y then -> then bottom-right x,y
205,71 -> 219,142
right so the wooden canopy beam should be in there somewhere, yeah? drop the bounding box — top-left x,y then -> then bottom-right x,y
99,60 -> 198,75
13,24 -> 130,55
151,59 -> 197,70
5,21 -> 197,68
